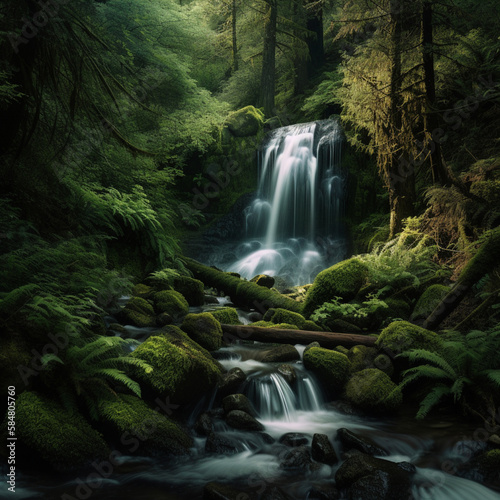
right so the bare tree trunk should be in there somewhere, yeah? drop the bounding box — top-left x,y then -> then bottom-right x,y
260,0 -> 277,116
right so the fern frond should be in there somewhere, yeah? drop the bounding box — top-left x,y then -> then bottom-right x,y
416,385 -> 451,419
402,349 -> 458,378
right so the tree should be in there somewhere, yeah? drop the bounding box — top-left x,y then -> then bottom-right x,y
260,0 -> 278,115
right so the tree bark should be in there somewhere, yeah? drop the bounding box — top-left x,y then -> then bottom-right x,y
221,324 -> 378,349
260,0 -> 277,116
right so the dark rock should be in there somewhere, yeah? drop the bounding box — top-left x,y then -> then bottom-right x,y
250,274 -> 275,289
279,433 -> 310,447
226,410 -> 264,431
335,453 -> 415,499
217,367 -> 247,396
205,295 -> 220,305
207,408 -> 225,419
248,312 -> 263,322
306,485 -> 340,500
303,341 -> 320,356
278,364 -> 297,384
261,345 -> 300,363
222,394 -> 257,416
458,449 -> 500,487
259,433 -> 276,444
312,433 -> 338,465
261,485 -> 292,500
205,432 -> 241,455
280,445 -> 313,471
337,428 -> 388,456
108,323 -> 127,334
203,481 -> 256,500
194,412 -> 213,436
156,312 -> 172,327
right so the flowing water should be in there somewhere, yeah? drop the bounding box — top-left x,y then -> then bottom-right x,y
225,120 -> 347,285
10,341 -> 500,500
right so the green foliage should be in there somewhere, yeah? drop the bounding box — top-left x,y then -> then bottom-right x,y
301,70 -> 343,120
208,307 -> 242,325
40,336 -> 153,420
399,326 -> 500,420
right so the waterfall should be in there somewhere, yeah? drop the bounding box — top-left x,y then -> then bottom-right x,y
228,119 -> 346,285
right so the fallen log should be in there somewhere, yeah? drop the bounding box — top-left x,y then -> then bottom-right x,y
220,324 -> 378,349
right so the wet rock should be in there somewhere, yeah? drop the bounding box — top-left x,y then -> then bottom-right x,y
280,445 -> 313,471
204,295 -> 220,305
250,274 -> 275,289
156,312 -> 172,327
336,428 -> 388,456
311,433 -> 338,465
335,453 -> 415,499
194,412 -> 213,436
217,367 -> 247,396
248,312 -> 263,322
261,485 -> 292,500
203,481 -> 256,500
303,347 -> 351,392
458,449 -> 500,487
303,341 -> 320,356
226,410 -> 264,432
278,364 -> 297,384
261,345 -> 300,363
279,433 -> 310,447
205,432 -> 241,455
306,485 -> 340,500
222,394 -> 257,416
260,432 -> 276,444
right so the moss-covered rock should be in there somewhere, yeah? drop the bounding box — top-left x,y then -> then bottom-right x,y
263,308 -> 308,328
261,345 -> 300,363
250,274 -> 275,288
14,391 -> 109,470
126,296 -> 155,316
411,285 -> 450,321
302,258 -> 369,318
98,394 -> 192,455
250,321 -> 299,329
327,318 -> 363,334
130,326 -> 222,404
303,347 -> 351,392
153,290 -> 189,318
302,320 -> 323,331
376,321 -> 444,355
119,298 -> 157,328
385,298 -> 411,320
348,345 -> 378,373
226,105 -> 265,137
173,276 -> 205,306
470,179 -> 500,204
345,369 -> 402,414
209,307 -> 242,325
132,283 -> 153,299
181,312 -> 223,351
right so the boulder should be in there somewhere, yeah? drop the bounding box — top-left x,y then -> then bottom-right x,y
250,274 -> 275,288
311,433 -> 338,465
119,296 -> 157,327
209,307 -> 242,325
336,428 -> 388,456
225,106 -> 265,137
130,326 -> 222,404
132,283 -> 153,299
222,393 -> 256,416
278,364 -> 297,384
205,432 -> 242,455
345,368 -> 402,414
181,312 -> 223,351
98,394 -> 192,455
385,298 -> 411,321
411,284 -> 450,321
347,345 -> 378,373
280,445 -> 313,471
373,353 -> 394,377
458,449 -> 500,487
303,347 -> 351,392
173,275 -> 205,306
302,258 -> 369,318
217,367 -> 246,396
156,312 -> 173,327
153,290 -> 189,318
263,308 -> 308,329
194,412 -> 214,436
376,321 -> 444,355
261,345 -> 300,363
226,410 -> 264,431
279,433 -> 310,447
15,391 -> 109,471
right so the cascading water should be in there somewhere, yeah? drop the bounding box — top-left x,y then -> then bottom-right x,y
227,119 -> 347,285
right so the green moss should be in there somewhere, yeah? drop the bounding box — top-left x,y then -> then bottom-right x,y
130,326 -> 222,404
345,368 -> 402,414
153,290 -> 189,318
121,309 -> 157,328
302,320 -> 322,331
249,274 -> 275,288
250,320 -> 299,329
181,312 -> 223,351
470,180 -> 500,204
209,307 -> 242,325
132,283 -> 153,299
303,347 -> 351,391
0,337 -> 31,392
264,308 -> 306,327
98,394 -> 192,455
126,296 -> 154,316
225,106 -> 265,137
14,391 -> 109,470
173,276 -> 205,306
348,345 -> 378,373
302,258 -> 369,318
376,321 -> 444,354
411,285 -> 450,321
385,298 -> 411,320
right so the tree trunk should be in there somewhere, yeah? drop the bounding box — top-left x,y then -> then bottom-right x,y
421,1 -> 450,185
260,0 -> 277,116
221,324 -> 378,349
232,0 -> 238,72
305,0 -> 324,77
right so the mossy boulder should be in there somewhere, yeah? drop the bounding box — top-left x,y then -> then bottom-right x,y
302,258 -> 369,318
385,298 -> 411,320
345,368 -> 402,414
327,318 -> 363,334
261,344 -> 300,363
376,321 -> 444,355
411,285 -> 450,321
263,308 -> 308,329
14,391 -> 109,471
348,345 -> 378,373
226,105 -> 265,137
303,347 -> 351,392
132,283 -> 153,299
126,296 -> 155,315
250,274 -> 275,288
130,326 -> 222,404
209,307 -> 242,325
181,312 -> 223,351
153,290 -> 189,318
173,276 -> 205,306
98,394 -> 192,455
120,296 -> 157,327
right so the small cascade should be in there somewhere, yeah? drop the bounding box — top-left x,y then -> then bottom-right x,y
226,119 -> 347,285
